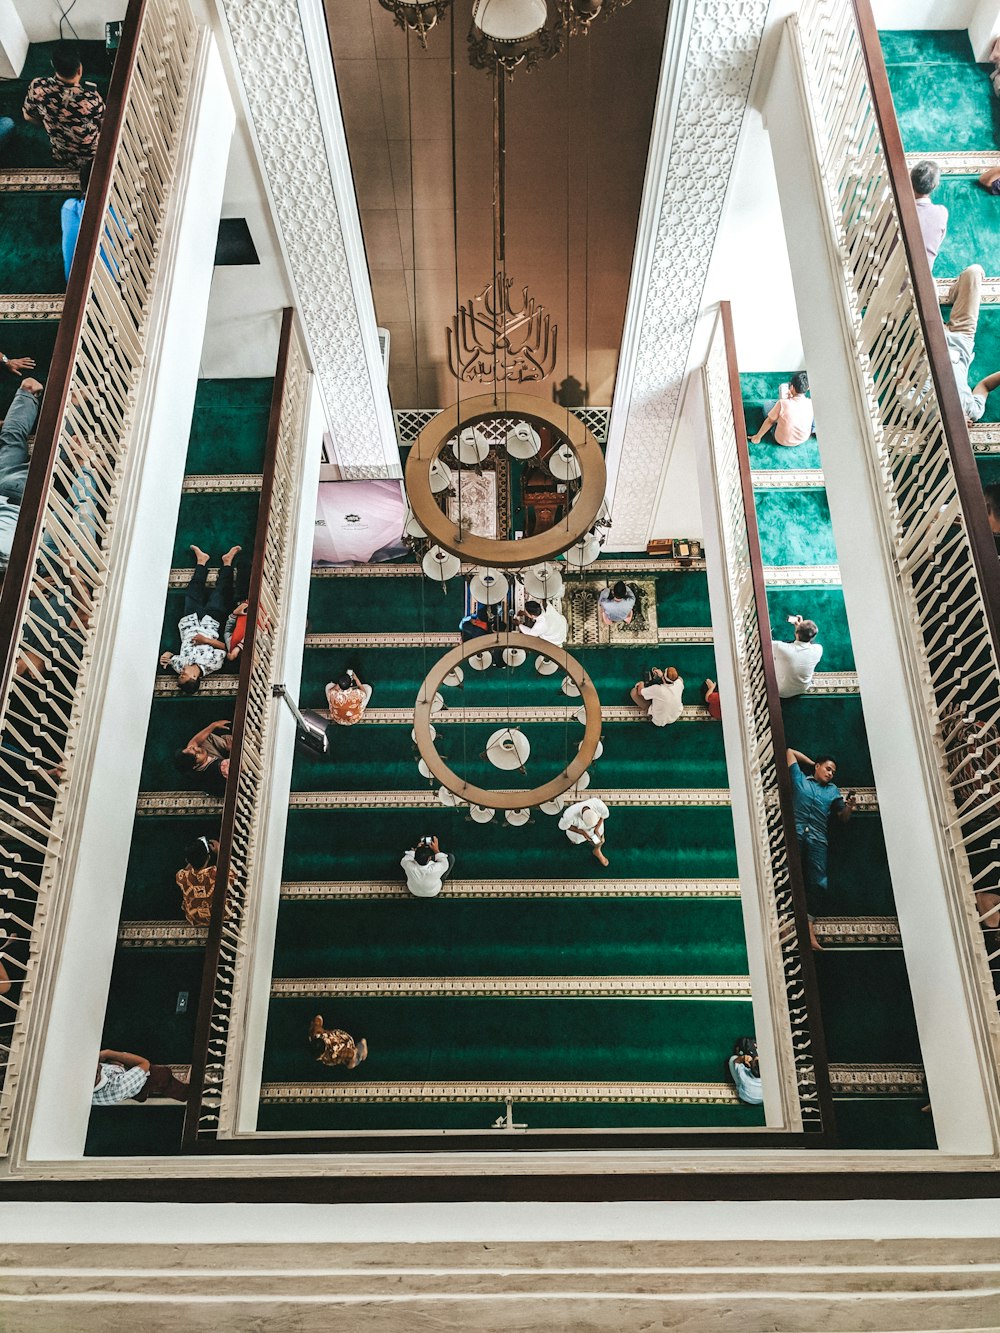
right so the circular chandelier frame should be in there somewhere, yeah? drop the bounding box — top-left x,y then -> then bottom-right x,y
405,391 -> 607,569
413,632 -> 601,809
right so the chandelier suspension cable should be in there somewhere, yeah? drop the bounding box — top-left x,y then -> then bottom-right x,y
562,33 -> 573,779
449,1 -> 464,552
406,29 -> 420,408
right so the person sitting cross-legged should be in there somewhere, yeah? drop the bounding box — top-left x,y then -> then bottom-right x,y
174,719 -> 232,798
309,1015 -> 367,1070
559,798 -> 610,867
772,615 -> 823,699
630,666 -> 684,726
515,599 -> 568,648
325,667 -> 373,726
159,545 -> 241,693
401,835 -> 454,899
749,372 -> 815,447
786,748 -> 856,951
598,581 -> 635,626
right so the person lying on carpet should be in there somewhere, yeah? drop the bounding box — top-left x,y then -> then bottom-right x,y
910,159 -> 948,271
559,798 -> 610,867
598,581 -> 635,625
159,544 -> 241,693
325,667 -> 373,725
93,1047 -> 189,1105
939,265 -> 1000,425
175,832 -> 229,927
174,719 -> 232,799
748,372 -> 815,447
772,615 -> 823,699
786,748 -> 856,952
728,1037 -> 764,1106
629,666 -> 683,726
401,835 -> 454,899
309,1015 -> 367,1070
515,599 -> 568,648
222,552 -> 253,666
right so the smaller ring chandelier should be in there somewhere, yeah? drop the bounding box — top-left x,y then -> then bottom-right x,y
404,391 -> 606,570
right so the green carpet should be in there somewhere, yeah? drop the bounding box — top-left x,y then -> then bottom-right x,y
262,995 -> 760,1083
281,806 -> 739,883
86,1107 -> 186,1157
0,41 -> 112,169
0,192 -> 67,292
102,949 -> 204,1062
833,1098 -> 936,1150
298,644 -> 720,710
171,490 -> 260,567
186,378 -> 273,474
767,586 -> 855,672
0,321 -> 58,416
289,718 -> 731,793
753,488 -> 839,566
272,897 -> 750,978
934,176 -> 1000,278
880,30 -> 1000,155
818,814 -> 895,917
817,951 -> 922,1064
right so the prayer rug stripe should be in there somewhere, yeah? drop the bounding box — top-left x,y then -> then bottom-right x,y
278,878 -> 743,900
269,974 -> 753,999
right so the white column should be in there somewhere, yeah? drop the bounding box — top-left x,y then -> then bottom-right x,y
0,0 -> 26,79
20,33 -> 236,1162
763,24 -> 1000,1155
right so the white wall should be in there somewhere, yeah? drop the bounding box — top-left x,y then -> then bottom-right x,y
11,0 -> 126,42
871,0 -> 975,27
0,0 -> 27,78
22,33 -> 236,1162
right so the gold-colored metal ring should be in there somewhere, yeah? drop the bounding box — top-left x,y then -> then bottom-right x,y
404,392 -> 607,569
413,632 -> 602,809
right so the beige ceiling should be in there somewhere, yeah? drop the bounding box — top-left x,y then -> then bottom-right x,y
323,0 -> 670,409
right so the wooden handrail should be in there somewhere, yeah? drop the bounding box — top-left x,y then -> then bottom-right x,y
719,301 -> 837,1141
851,0 -> 1000,641
0,0 -> 146,695
182,308 -> 295,1151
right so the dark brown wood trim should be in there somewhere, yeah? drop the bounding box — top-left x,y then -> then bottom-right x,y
182,308 -> 295,1151
719,301 -> 838,1142
0,0 -> 147,701
852,0 -> 1000,636
1,1169 -> 997,1204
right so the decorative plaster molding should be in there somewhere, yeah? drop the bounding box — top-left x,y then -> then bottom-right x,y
607,0 -> 769,546
279,878 -> 742,899
218,0 -> 399,479
271,975 -> 752,998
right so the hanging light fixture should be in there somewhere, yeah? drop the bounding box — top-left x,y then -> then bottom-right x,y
468,0 -> 560,73
453,425 -> 491,465
564,533 -> 602,568
469,566 -> 510,604
485,726 -> 531,770
422,545 -> 462,582
548,441 -> 582,482
378,0 -> 453,47
505,421 -> 541,459
522,562 -> 564,601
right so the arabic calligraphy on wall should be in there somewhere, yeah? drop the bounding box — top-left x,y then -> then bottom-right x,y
447,273 -> 558,385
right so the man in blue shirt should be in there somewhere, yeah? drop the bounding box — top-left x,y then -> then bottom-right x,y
787,747 -> 856,951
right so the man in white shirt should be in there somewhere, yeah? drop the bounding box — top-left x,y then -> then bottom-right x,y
630,666 -> 684,726
400,836 -> 454,898
515,599 -> 568,648
772,616 -> 823,698
558,798 -> 610,866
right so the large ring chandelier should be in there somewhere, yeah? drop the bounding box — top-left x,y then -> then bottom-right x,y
413,632 -> 602,809
404,391 -> 606,568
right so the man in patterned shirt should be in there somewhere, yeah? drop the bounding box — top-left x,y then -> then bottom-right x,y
160,545 -> 240,694
325,667 -> 373,725
308,1015 -> 368,1070
92,1048 -> 189,1105
23,42 -> 106,169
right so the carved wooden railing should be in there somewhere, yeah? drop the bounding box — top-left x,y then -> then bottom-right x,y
795,0 -> 1000,1016
183,310 -> 310,1146
0,0 -> 198,1154
703,305 -> 834,1136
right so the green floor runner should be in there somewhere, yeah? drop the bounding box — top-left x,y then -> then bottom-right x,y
261,995 -> 758,1083
753,488 -> 838,566
934,176 -> 1000,277
86,1106 -> 185,1156
833,1098 -> 936,1150
739,371 -> 822,470
171,490 -> 260,567
0,192 -> 67,291
102,950 -> 204,1062
272,897 -> 749,978
767,586 -> 855,672
0,321 -> 58,416
881,30 -> 1000,154
186,378 -> 273,474
817,950 -> 921,1064
298,644 -> 719,710
256,1099 -> 764,1133
781,695 -> 875,784
0,41 -> 112,168
654,570 -> 713,625
814,815 -> 894,917
122,814 -> 221,920
281,805 -> 739,883
288,719 -> 731,793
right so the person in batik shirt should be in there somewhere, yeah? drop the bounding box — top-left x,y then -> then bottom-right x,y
309,1015 -> 368,1069
23,41 -> 105,169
